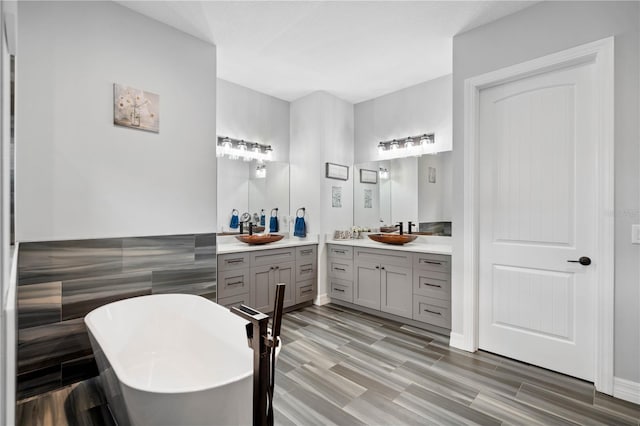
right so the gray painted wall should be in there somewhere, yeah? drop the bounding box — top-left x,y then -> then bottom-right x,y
217,78 -> 290,163
216,79 -> 291,231
354,74 -> 452,164
290,91 -> 354,299
16,1 -> 218,242
451,1 -> 640,382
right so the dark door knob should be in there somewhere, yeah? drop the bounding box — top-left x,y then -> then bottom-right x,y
567,256 -> 591,266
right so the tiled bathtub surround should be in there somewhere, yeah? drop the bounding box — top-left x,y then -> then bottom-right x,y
16,233 -> 216,399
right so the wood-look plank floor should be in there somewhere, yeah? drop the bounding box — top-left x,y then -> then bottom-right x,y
16,304 -> 640,426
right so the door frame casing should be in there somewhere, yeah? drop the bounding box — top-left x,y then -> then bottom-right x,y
454,37 -> 615,394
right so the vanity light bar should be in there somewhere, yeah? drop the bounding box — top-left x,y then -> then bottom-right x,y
217,136 -> 273,162
377,133 -> 435,159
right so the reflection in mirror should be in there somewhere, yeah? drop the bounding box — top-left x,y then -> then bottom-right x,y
217,158 -> 289,233
353,151 -> 452,236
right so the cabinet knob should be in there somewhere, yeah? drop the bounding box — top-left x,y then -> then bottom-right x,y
381,266 -> 385,270
375,266 -> 380,269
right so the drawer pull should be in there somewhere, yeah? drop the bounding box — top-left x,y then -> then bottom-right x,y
425,283 -> 442,288
301,268 -> 313,273
333,287 -> 345,293
333,250 -> 346,254
227,281 -> 244,286
424,309 -> 442,315
334,267 -> 346,272
421,260 -> 442,265
226,258 -> 244,264
301,249 -> 313,255
301,288 -> 313,294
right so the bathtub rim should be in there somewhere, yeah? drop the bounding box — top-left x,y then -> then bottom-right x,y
85,293 -> 255,394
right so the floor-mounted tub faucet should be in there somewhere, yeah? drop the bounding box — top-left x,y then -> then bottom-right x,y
230,284 -> 285,426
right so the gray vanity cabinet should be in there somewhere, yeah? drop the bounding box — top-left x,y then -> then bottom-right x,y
251,262 -> 295,313
295,245 -> 317,304
328,245 -> 354,303
380,264 -> 413,319
412,253 -> 451,329
217,252 -> 252,308
353,248 -> 413,318
330,244 -> 451,331
218,244 -> 317,311
353,261 -> 382,310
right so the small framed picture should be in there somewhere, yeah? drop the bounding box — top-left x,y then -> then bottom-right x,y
326,162 -> 349,180
359,168 -> 378,184
428,166 -> 437,183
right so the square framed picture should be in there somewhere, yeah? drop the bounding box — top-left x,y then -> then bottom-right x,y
326,162 -> 349,180
360,168 -> 378,184
113,84 -> 159,133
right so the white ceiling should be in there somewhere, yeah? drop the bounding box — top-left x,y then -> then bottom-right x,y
119,1 -> 537,103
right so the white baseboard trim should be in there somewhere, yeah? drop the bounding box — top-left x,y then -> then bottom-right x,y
449,332 -> 472,351
613,377 -> 640,404
314,293 -> 330,306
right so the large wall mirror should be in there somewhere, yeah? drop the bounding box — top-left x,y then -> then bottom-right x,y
353,151 -> 452,236
217,158 -> 290,233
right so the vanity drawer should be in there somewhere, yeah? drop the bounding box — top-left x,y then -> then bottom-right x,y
218,253 -> 250,271
218,269 -> 251,298
251,248 -> 296,267
295,279 -> 316,304
329,278 -> 353,303
296,260 -> 317,282
413,295 -> 451,329
354,247 -> 413,267
217,293 -> 251,309
414,253 -> 451,274
328,245 -> 353,260
328,259 -> 353,280
296,245 -> 317,260
413,270 -> 451,301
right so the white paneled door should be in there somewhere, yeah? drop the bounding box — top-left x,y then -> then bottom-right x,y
478,61 -> 597,381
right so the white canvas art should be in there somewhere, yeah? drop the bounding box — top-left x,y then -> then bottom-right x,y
364,189 -> 372,208
332,186 -> 342,208
114,84 -> 159,133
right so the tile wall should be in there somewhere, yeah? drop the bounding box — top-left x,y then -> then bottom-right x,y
16,233 -> 216,399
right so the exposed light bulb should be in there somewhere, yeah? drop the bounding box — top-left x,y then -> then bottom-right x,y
390,139 -> 399,150
265,145 -> 273,161
405,137 -> 414,149
256,165 -> 267,178
377,142 -> 386,154
420,134 -> 430,147
222,137 -> 232,150
252,143 -> 260,154
238,140 -> 247,151
379,168 -> 389,179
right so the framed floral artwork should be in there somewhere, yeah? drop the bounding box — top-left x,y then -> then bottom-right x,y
114,84 -> 159,133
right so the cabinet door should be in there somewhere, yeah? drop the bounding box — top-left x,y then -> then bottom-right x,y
354,261 -> 381,310
251,265 -> 273,313
381,264 -> 413,319
273,262 -> 295,309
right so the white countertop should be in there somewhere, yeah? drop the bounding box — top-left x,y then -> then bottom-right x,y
217,234 -> 319,254
328,236 -> 452,255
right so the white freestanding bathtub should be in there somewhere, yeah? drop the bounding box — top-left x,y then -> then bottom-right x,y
85,294 -> 254,426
